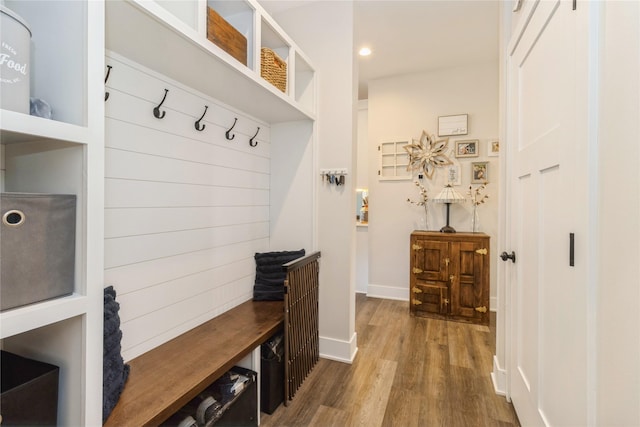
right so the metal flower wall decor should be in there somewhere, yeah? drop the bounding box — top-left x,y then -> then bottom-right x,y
404,130 -> 452,179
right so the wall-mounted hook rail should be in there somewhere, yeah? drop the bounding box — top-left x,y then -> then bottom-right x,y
225,117 -> 237,140
249,127 -> 260,147
104,65 -> 112,101
320,168 -> 349,187
153,88 -> 169,119
195,105 -> 208,131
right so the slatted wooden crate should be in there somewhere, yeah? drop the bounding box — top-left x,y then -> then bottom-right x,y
207,7 -> 247,66
283,251 -> 321,403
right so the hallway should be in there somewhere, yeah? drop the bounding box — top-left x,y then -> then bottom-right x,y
261,294 -> 519,426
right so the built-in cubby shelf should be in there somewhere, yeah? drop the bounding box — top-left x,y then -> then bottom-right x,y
0,1 -> 104,425
0,110 -> 91,145
209,0 -> 255,68
105,0 -> 316,123
0,294 -> 87,339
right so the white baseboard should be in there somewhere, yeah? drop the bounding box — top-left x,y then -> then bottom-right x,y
491,355 -> 507,397
367,284 -> 408,301
319,332 -> 358,364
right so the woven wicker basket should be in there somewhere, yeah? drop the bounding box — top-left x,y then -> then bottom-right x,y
260,48 -> 287,93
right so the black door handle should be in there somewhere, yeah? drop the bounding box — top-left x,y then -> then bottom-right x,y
500,251 -> 516,263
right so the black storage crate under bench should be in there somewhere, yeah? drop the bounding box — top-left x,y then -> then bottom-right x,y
260,331 -> 284,415
1,350 -> 60,425
161,366 -> 257,427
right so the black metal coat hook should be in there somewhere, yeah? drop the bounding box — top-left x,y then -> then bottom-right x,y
195,105 -> 208,131
225,117 -> 237,140
153,88 -> 169,119
249,127 -> 260,147
104,65 -> 112,101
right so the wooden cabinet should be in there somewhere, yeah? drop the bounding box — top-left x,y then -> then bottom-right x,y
410,231 -> 490,325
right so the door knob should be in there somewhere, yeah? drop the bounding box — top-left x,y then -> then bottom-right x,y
500,251 -> 516,263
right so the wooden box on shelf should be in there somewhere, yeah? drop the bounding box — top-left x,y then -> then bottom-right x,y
409,231 -> 490,325
207,7 -> 247,66
261,47 -> 287,93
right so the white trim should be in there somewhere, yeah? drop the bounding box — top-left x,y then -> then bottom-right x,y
491,355 -> 508,397
319,332 -> 358,364
366,284 -> 408,301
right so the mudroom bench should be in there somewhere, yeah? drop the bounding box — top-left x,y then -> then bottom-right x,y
104,300 -> 284,426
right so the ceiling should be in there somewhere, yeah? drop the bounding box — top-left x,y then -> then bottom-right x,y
259,0 -> 500,99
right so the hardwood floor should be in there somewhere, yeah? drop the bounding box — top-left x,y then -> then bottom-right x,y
260,294 -> 520,427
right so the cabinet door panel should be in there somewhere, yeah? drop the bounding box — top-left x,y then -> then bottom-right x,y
450,241 -> 487,323
412,281 -> 449,316
412,239 -> 449,281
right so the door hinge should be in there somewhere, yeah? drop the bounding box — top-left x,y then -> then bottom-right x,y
475,248 -> 488,255
412,287 -> 423,294
449,275 -> 455,283
445,257 -> 450,266
412,267 -> 423,274
412,243 -> 423,251
412,299 -> 423,306
475,306 -> 488,313
443,298 -> 449,305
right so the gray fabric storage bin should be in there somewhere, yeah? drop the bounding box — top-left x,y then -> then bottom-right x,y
1,193 -> 76,311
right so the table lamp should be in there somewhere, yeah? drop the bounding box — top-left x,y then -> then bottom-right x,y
433,184 -> 466,233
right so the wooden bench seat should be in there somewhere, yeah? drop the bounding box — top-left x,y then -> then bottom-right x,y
104,300 -> 284,427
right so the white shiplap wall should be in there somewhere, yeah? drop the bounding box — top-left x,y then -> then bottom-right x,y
104,52 -> 271,361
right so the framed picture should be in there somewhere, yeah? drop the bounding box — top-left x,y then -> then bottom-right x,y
488,139 -> 499,157
471,162 -> 488,183
455,139 -> 479,158
438,114 -> 468,137
446,164 -> 462,186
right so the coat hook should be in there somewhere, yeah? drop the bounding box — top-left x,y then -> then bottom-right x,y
195,105 -> 208,131
249,127 -> 260,147
153,88 -> 169,119
104,65 -> 112,101
225,117 -> 237,140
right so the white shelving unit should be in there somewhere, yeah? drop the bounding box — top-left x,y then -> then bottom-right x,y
105,0 -> 316,124
0,1 -> 104,425
1,0 -> 314,424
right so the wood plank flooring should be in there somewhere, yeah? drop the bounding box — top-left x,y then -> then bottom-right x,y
260,294 -> 520,427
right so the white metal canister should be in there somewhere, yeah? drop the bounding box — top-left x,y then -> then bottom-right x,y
0,5 -> 32,114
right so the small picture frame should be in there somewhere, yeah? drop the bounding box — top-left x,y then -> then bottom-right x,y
471,162 -> 488,183
455,139 -> 479,158
488,139 -> 499,157
446,164 -> 462,186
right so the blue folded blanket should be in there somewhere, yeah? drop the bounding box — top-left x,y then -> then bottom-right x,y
103,286 -> 130,423
253,250 -> 305,301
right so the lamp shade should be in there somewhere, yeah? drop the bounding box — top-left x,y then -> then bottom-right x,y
433,184 -> 466,204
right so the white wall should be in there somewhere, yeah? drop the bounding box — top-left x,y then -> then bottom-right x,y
596,1 -> 640,424
103,54 -> 272,361
356,100 -> 369,294
367,62 -> 499,303
267,2 -> 358,362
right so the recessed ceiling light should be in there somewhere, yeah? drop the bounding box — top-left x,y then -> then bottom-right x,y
359,47 -> 372,57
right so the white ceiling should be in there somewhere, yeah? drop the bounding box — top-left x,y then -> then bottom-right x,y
260,0 -> 500,99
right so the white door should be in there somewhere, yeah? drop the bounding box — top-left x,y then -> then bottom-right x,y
506,0 -> 590,425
